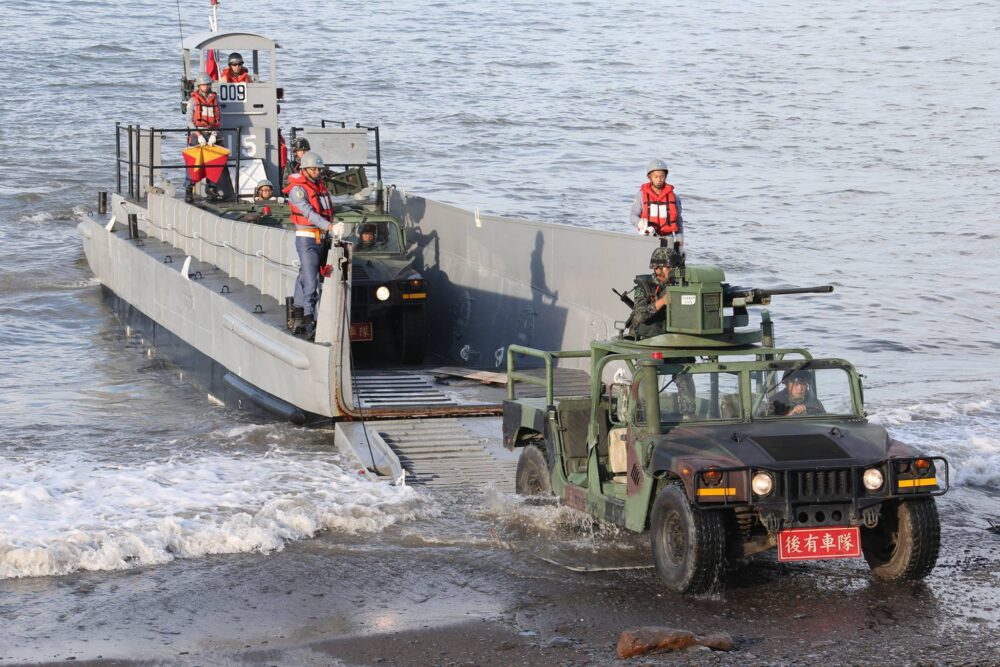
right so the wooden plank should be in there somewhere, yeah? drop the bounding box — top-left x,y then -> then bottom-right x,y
430,366 -> 508,386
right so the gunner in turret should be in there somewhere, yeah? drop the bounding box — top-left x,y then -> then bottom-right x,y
629,247 -> 681,340
286,152 -> 344,336
631,159 -> 683,248
220,52 -> 252,83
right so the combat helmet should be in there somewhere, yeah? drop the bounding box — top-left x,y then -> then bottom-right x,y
291,137 -> 311,152
646,158 -> 669,175
227,52 -> 244,65
254,179 -> 274,196
194,72 -> 213,86
649,246 -> 683,269
781,369 -> 815,385
298,152 -> 325,169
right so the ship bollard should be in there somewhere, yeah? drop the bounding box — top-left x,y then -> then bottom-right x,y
98,191 -> 108,215
127,213 -> 138,240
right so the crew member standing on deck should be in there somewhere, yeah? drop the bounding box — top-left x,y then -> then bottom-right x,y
286,152 -> 344,336
220,52 -> 252,83
631,159 -> 684,249
185,72 -> 222,202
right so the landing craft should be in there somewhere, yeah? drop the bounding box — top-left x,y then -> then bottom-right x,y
75,15 -> 662,484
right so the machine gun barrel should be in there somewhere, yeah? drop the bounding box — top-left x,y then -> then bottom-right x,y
724,284 -> 833,306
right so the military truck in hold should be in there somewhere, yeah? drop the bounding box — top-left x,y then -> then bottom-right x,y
502,260 -> 948,593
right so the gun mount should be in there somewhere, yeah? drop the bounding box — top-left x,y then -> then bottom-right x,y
617,264 -> 833,348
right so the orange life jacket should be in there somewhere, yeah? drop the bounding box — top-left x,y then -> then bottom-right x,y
639,182 -> 680,234
190,89 -> 221,129
221,68 -> 250,83
286,174 -> 333,229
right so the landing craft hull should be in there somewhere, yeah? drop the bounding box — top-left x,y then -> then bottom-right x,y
78,189 -> 657,421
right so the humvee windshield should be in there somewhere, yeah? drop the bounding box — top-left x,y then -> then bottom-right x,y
636,362 -> 860,424
342,220 -> 403,254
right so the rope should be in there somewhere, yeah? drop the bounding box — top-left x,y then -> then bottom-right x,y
143,215 -> 299,269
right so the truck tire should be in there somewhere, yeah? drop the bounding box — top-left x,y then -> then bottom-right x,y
861,497 -> 940,581
515,443 -> 551,496
397,308 -> 426,364
650,484 -> 726,594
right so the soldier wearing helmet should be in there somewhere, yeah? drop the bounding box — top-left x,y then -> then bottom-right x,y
357,223 -> 378,250
184,72 -> 222,202
286,152 -> 344,336
282,136 -> 312,188
768,370 -> 826,417
629,246 -> 683,340
254,179 -> 284,203
220,52 -> 251,83
630,158 -> 684,246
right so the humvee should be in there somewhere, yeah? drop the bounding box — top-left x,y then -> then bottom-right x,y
502,262 -> 948,593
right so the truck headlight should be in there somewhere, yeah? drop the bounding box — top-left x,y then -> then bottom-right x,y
863,467 -> 884,491
751,471 -> 773,496
375,285 -> 391,301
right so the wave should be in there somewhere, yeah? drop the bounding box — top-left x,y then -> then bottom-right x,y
0,449 -> 426,580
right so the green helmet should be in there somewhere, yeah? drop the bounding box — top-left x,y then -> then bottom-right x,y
298,151 -> 325,169
227,52 -> 244,66
649,247 -> 682,268
646,158 -> 669,175
782,369 -> 815,385
194,72 -> 213,86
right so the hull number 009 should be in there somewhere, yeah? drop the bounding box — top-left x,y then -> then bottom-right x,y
218,83 -> 246,102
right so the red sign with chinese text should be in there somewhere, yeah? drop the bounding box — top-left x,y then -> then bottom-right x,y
349,322 -> 374,342
777,526 -> 861,561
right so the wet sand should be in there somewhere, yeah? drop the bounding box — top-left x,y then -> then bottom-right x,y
6,487 -> 1000,667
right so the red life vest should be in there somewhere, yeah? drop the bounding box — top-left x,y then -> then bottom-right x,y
190,90 -> 221,129
639,182 -> 680,234
286,174 -> 333,229
221,68 -> 250,83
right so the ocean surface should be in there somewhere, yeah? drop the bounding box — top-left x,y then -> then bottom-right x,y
0,0 -> 998,581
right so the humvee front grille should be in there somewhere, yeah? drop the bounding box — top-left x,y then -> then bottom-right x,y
794,469 -> 851,500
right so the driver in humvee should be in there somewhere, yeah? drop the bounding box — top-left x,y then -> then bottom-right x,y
768,370 -> 826,416
357,223 -> 378,250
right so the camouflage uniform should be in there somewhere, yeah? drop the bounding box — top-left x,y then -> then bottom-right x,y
630,247 -> 696,416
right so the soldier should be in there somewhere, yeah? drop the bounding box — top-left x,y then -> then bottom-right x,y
220,52 -> 252,83
185,72 -> 222,202
631,247 -> 696,416
254,179 -> 283,203
630,246 -> 681,339
631,158 -> 683,247
282,136 -> 311,188
287,152 -> 344,336
768,370 -> 826,416
357,223 -> 377,250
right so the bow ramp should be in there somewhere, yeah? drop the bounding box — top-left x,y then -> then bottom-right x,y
336,368 -> 592,490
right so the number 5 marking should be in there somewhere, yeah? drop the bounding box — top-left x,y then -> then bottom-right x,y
241,133 -> 257,157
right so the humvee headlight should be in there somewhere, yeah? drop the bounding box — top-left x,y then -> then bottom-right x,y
863,468 -> 884,491
751,472 -> 774,496
375,285 -> 391,301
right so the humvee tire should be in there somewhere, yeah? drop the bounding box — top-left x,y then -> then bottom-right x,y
861,498 -> 941,581
515,443 -> 551,496
397,309 -> 426,364
650,484 -> 726,594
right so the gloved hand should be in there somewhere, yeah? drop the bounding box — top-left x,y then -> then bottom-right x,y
197,134 -> 207,146
328,221 -> 345,238
639,223 -> 655,236
208,131 -> 217,146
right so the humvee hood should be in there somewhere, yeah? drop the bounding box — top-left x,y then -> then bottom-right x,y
351,257 -> 415,283
652,420 -> 902,472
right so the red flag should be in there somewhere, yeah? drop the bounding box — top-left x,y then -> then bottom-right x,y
205,49 -> 219,81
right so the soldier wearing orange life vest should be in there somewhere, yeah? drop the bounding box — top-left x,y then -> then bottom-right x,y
286,152 -> 345,336
630,158 -> 684,246
220,52 -> 252,83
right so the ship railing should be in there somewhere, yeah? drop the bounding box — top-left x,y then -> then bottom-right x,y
115,123 -> 249,202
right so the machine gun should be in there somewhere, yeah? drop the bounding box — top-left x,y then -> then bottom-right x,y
724,284 -> 834,307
